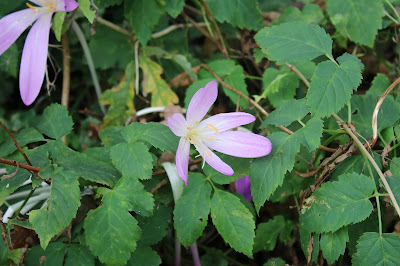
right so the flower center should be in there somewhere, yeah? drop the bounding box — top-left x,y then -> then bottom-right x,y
186,122 -> 219,158
26,0 -> 56,13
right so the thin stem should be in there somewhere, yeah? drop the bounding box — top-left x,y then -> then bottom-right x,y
96,17 -> 132,36
190,242 -> 201,266
297,120 -> 306,127
0,121 -> 32,166
0,158 -> 41,173
385,0 -> 400,22
70,20 -> 106,115
61,33 -> 71,109
245,75 -> 263,80
332,113 -> 400,217
323,129 -> 347,134
347,101 -> 352,123
13,188 -> 36,219
285,63 -> 310,87
175,233 -> 181,266
135,41 -> 140,95
152,22 -> 206,39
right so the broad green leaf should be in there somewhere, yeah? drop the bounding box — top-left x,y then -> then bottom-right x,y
250,132 -> 300,212
320,227 -> 349,264
211,189 -> 255,257
165,0 -> 184,18
348,214 -> 378,256
0,168 -> 30,206
295,117 -> 323,151
367,73 -> 392,96
36,103 -> 73,139
128,246 -> 161,266
0,127 -> 44,157
300,173 -> 375,233
0,0 -> 24,16
30,170 -> 81,249
65,245 -> 95,266
386,176 -> 400,209
140,54 -> 179,107
253,215 -> 293,253
137,205 -> 171,245
307,58 -> 362,117
352,232 -> 400,265
255,22 -> 333,64
125,0 -> 163,45
0,236 -> 8,265
299,226 -> 320,264
110,142 -> 153,180
262,98 -> 309,127
174,173 -> 212,246
24,243 -> 66,266
205,0 -> 263,30
122,122 -> 179,152
78,0 -> 95,23
0,43 -> 18,77
52,12 -> 66,42
84,178 -> 143,265
272,4 -> 324,25
326,0 -> 383,47
351,93 -> 400,139
99,126 -> 125,146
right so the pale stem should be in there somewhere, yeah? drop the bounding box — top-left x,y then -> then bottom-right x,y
135,41 -> 140,95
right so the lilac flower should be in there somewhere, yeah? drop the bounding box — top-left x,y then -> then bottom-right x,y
0,0 -> 79,106
235,176 -> 252,202
166,80 -> 272,185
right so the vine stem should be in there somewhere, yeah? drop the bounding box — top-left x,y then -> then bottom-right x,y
0,121 -> 32,166
61,33 -> 71,109
0,158 -> 41,173
332,113 -> 400,217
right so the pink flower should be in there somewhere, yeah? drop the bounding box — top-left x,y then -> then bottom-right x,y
166,80 -> 272,185
235,176 -> 252,202
0,0 -> 79,105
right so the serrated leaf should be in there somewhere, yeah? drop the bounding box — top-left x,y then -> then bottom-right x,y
255,22 -> 333,64
99,126 -> 125,146
137,205 -> 171,246
30,170 -> 81,249
78,0 -> 95,23
250,132 -> 300,212
320,227 -> 349,264
0,43 -> 18,77
300,173 -> 375,233
262,98 -> 309,127
165,0 -> 184,18
140,54 -> 179,106
125,0 -> 163,45
299,226 -> 320,264
347,214 -> 378,256
211,189 -> 255,257
0,168 -> 29,206
65,245 -> 95,266
122,122 -> 179,152
352,232 -> 400,265
295,117 -> 323,151
367,73 -> 392,96
100,61 -> 135,129
253,215 -> 293,253
256,68 -> 291,103
272,4 -> 323,25
205,0 -> 263,30
307,58 -> 362,117
36,103 -> 73,139
24,243 -> 66,266
326,0 -> 383,47
52,12 -> 65,42
84,177 -> 143,265
174,173 -> 212,246
110,142 -> 153,180
0,127 -> 44,157
127,246 -> 161,266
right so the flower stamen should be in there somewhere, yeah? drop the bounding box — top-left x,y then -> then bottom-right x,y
207,124 -> 219,133
204,149 -> 212,158
26,3 -> 38,12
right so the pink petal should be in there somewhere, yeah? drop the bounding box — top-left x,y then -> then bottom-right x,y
197,112 -> 255,134
19,12 -> 52,106
0,9 -> 39,55
176,138 -> 190,185
235,176 -> 252,202
166,113 -> 188,137
63,0 -> 79,12
186,80 -> 218,125
194,143 -> 234,176
203,131 -> 272,158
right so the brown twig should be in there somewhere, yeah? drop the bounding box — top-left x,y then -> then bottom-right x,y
0,158 -> 41,173
61,33 -> 71,109
285,63 -> 310,87
183,13 -> 222,50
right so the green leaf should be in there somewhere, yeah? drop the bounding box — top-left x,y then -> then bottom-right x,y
367,73 -> 392,96
299,227 -> 320,264
174,173 -> 212,246
352,233 -> 400,265
262,98 -> 309,127
84,178 -> 143,265
100,61 -> 135,129
24,243 -> 66,266
211,189 -> 255,257
125,0 -> 163,45
110,142 -> 153,180
165,0 -> 184,18
320,227 -> 349,264
95,0 -> 122,8
205,0 -> 263,30
300,173 -> 375,233
0,43 -> 18,77
253,215 -> 293,253
52,12 -> 66,42
122,122 -> 179,152
36,103 -> 73,139
65,245 -> 95,266
99,126 -> 125,146
250,132 -> 300,212
140,54 -> 179,106
0,237 -> 8,265
255,22 -> 333,64
127,246 -> 161,266
264,258 -> 287,266
307,58 -> 363,117
78,0 -> 95,23
0,127 -> 44,157
296,117 -> 323,151
137,205 -> 171,245
0,168 -> 29,206
347,214 -> 378,256
272,4 -> 324,25
30,170 -> 81,249
326,0 -> 383,47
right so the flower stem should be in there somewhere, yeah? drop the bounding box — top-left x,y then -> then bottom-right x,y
190,242 -> 201,266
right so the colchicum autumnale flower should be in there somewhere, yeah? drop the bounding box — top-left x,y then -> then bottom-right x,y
235,176 -> 252,202
0,0 -> 79,105
167,80 -> 272,185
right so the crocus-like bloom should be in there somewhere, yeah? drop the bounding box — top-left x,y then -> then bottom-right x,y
166,80 -> 272,185
0,0 -> 79,105
235,176 -> 252,202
